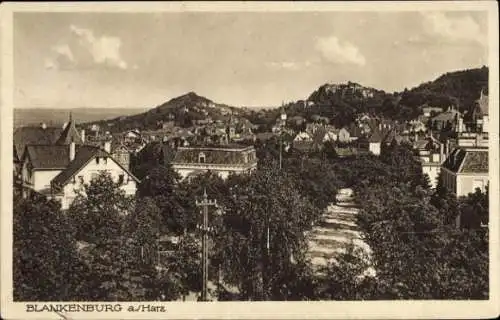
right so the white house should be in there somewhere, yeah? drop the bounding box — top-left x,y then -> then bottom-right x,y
50,142 -> 139,210
293,131 -> 313,142
440,147 -> 488,197
19,116 -> 139,209
367,130 -> 382,156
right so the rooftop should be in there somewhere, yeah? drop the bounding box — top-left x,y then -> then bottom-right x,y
442,147 -> 488,174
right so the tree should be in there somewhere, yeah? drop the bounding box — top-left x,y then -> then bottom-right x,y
213,161 -> 320,300
68,171 -> 134,243
13,193 -> 85,301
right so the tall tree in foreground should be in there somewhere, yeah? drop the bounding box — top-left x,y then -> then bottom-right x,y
68,172 -> 134,243
13,193 -> 85,301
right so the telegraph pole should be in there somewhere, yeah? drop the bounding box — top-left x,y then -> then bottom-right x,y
195,189 -> 217,301
279,110 -> 287,170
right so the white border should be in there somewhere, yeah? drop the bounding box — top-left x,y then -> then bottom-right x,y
1,2 -> 499,319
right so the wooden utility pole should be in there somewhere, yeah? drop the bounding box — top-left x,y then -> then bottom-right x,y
195,189 -> 217,301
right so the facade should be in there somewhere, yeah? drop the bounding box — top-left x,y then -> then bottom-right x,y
171,144 -> 258,180
17,115 -> 139,209
471,90 -> 489,133
416,136 -> 446,188
440,147 -> 488,197
367,131 -> 382,156
50,143 -> 139,210
430,108 -> 460,131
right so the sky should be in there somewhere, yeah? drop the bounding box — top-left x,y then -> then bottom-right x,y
13,10 -> 488,109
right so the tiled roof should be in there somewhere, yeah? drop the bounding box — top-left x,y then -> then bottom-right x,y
460,149 -> 488,173
431,110 -> 459,122
24,145 -> 70,169
442,148 -> 488,173
171,145 -> 255,166
55,120 -> 83,145
52,145 -> 140,187
51,146 -> 105,186
14,126 -> 62,157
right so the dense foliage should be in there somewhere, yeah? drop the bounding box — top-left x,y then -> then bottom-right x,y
14,133 -> 489,301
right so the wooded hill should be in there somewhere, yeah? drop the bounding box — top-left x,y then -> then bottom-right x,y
84,66 -> 488,133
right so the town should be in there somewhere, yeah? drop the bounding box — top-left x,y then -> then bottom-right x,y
13,68 -> 489,301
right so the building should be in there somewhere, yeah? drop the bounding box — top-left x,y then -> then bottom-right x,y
171,144 -> 258,180
430,107 -> 461,131
440,147 -> 488,197
422,106 -> 444,117
338,127 -> 351,143
471,90 -> 489,133
367,130 -> 382,156
50,142 -> 140,210
416,136 -> 446,188
18,115 -> 139,209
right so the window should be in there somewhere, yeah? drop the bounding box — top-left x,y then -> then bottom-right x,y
104,157 -> 108,165
78,175 -> 84,184
199,152 -> 206,164
118,174 -> 124,185
96,157 -> 100,164
91,172 -> 98,181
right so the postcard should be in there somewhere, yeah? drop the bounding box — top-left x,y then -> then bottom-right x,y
1,1 -> 499,319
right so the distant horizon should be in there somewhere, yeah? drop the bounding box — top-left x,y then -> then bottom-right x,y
14,11 -> 488,109
13,64 -> 489,110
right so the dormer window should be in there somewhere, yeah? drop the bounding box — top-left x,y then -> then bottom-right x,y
199,152 -> 206,164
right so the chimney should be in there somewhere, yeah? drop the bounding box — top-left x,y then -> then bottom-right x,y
41,122 -> 47,129
439,142 -> 444,162
69,141 -> 76,162
457,117 -> 463,134
81,129 -> 85,143
104,141 -> 111,153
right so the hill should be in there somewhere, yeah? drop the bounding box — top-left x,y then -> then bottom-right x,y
398,66 -> 488,112
66,66 -> 488,133
84,92 -> 247,133
282,66 -> 488,125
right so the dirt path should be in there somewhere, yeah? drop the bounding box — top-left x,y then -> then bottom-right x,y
306,188 -> 374,275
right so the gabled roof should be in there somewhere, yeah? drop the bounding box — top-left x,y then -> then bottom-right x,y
14,126 -> 62,157
55,120 -> 83,145
51,146 -> 140,187
368,130 -> 383,143
23,145 -> 70,169
442,148 -> 488,174
476,92 -> 488,116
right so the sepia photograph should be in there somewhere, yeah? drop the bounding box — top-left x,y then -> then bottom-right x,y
1,1 -> 499,319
